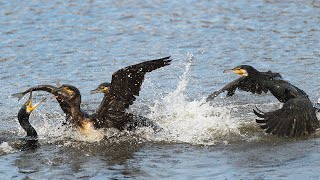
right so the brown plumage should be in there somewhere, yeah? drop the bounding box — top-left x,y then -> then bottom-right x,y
13,56 -> 172,132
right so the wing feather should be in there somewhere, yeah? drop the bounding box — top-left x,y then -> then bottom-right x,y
254,97 -> 319,137
207,70 -> 282,101
96,56 -> 172,119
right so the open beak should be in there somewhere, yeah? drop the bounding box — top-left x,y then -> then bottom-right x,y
26,92 -> 47,113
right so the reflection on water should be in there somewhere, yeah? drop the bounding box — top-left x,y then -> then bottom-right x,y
1,0 -> 320,179
10,139 -> 146,179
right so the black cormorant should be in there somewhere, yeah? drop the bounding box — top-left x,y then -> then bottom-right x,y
90,82 -> 160,131
12,85 -> 71,121
18,92 -> 46,144
207,65 -> 319,137
13,56 -> 172,133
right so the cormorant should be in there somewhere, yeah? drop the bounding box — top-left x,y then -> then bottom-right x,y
12,85 -> 71,121
90,82 -> 160,131
18,92 -> 46,144
13,56 -> 172,133
207,65 -> 319,137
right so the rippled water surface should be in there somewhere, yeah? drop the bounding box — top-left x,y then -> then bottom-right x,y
1,0 -> 320,179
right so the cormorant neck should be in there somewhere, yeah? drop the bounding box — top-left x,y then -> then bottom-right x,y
69,101 -> 87,126
18,105 -> 38,138
70,103 -> 82,116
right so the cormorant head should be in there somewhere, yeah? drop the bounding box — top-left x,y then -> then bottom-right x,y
54,84 -> 81,105
90,82 -> 111,94
25,92 -> 46,114
224,65 -> 259,77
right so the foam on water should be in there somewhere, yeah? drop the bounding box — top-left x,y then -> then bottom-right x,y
146,53 -> 244,145
0,142 -> 15,154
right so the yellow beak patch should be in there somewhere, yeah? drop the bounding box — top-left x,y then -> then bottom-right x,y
233,68 -> 248,76
64,87 -> 74,95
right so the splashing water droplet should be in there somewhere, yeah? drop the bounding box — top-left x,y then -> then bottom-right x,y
146,53 -> 243,145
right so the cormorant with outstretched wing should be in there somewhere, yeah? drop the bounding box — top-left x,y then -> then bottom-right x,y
207,65 -> 319,137
12,85 -> 72,121
13,56 -> 171,133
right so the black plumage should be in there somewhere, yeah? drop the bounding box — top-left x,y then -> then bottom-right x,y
12,85 -> 71,120
13,56 -> 172,131
17,92 -> 46,144
207,65 -> 319,137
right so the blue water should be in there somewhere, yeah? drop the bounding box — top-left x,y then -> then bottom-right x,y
1,0 -> 320,179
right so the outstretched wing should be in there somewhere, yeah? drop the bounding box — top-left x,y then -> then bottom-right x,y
254,97 -> 319,137
12,85 -> 71,119
207,71 -> 282,101
96,56 -> 172,118
206,76 -> 246,100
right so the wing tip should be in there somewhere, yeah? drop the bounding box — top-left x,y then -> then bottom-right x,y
161,56 -> 172,65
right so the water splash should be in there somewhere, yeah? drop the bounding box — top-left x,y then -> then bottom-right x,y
7,53 -> 262,145
147,53 -> 243,145
0,142 -> 15,154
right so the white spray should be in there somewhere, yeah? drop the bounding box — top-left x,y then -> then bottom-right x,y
147,53 -> 243,145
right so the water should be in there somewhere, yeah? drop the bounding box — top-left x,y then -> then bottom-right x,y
1,0 -> 320,179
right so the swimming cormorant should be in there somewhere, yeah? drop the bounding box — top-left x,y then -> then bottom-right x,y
90,82 -> 160,131
18,92 -> 46,143
13,56 -> 172,133
207,65 -> 319,137
12,85 -> 71,121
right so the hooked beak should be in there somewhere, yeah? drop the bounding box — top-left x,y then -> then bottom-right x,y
223,69 -> 235,73
224,68 -> 248,76
90,88 -> 101,94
